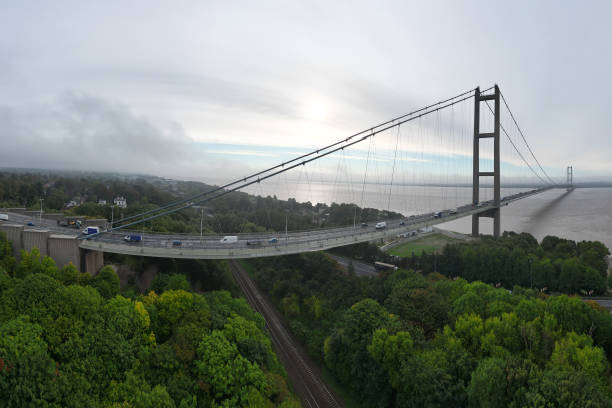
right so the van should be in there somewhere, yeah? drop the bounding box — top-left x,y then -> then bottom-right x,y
0,214 -> 8,221
375,221 -> 387,229
220,236 -> 238,243
82,226 -> 100,235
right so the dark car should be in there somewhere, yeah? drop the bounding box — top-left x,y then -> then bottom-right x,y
361,223 -> 368,228
399,221 -> 406,226
27,222 -> 34,226
172,240 -> 182,246
247,240 -> 262,246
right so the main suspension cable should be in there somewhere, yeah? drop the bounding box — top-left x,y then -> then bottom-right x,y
500,91 -> 558,185
113,87 -> 482,227
84,91 -> 478,238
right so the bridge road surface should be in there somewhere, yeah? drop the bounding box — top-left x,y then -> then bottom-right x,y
78,188 -> 556,259
230,261 -> 343,408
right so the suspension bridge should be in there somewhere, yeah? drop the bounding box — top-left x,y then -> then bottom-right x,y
2,85 -> 573,266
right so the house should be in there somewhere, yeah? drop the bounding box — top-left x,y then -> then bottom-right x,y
98,199 -> 107,205
113,196 -> 127,208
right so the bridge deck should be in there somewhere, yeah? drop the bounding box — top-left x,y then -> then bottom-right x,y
77,187 -> 554,259
2,187 -> 556,260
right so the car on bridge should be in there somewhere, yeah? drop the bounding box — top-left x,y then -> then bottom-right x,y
247,240 -> 262,246
268,237 -> 278,244
399,220 -> 406,226
433,211 -> 442,218
27,221 -> 35,226
220,236 -> 238,243
361,223 -> 368,228
172,240 -> 182,246
0,214 -> 8,222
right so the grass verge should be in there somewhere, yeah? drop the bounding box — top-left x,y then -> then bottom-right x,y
387,233 -> 460,257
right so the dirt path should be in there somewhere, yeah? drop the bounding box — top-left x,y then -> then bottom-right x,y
230,260 -> 343,408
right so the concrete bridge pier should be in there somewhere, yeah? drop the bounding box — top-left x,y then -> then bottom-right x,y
0,224 -> 24,259
49,235 -> 81,271
82,249 -> 104,276
0,223 -> 91,273
23,228 -> 50,256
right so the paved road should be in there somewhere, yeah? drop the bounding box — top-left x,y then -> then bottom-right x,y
1,212 -> 79,234
86,188 -> 550,248
326,253 -> 377,277
230,261 -> 343,408
3,187 -> 554,259
587,299 -> 612,312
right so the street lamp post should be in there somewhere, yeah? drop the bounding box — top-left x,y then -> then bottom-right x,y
285,213 -> 288,244
200,208 -> 204,241
39,198 -> 44,226
110,205 -> 114,229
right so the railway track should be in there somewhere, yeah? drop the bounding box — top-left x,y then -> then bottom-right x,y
230,260 -> 343,408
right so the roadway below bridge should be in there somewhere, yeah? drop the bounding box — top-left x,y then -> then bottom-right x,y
2,187 -> 556,260
326,253 -> 377,277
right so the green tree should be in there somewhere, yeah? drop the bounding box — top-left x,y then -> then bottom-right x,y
92,266 -> 120,299
107,370 -> 176,408
195,330 -> 270,407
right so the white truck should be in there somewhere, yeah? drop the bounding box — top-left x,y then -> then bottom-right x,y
375,221 -> 387,229
0,214 -> 8,222
220,236 -> 238,243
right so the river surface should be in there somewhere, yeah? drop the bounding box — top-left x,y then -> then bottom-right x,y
241,182 -> 612,250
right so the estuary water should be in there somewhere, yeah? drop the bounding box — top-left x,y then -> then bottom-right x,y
241,182 -> 612,250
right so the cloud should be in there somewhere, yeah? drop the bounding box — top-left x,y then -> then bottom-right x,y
206,149 -> 278,157
0,93 -> 236,178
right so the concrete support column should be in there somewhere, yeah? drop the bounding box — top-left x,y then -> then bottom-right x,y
0,224 -> 24,259
49,234 -> 81,270
471,214 -> 479,237
22,229 -> 49,256
82,249 -> 104,276
493,208 -> 501,237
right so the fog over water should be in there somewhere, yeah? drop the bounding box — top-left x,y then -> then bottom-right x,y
241,182 -> 612,250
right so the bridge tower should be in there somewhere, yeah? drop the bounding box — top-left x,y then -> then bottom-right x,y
472,85 -> 501,237
567,166 -> 574,191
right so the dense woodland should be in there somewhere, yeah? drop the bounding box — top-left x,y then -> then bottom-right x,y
0,232 -> 300,407
0,171 -> 400,234
247,239 -> 612,407
400,232 -> 611,295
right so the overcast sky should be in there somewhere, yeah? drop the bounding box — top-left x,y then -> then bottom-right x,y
1,0 -> 611,184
